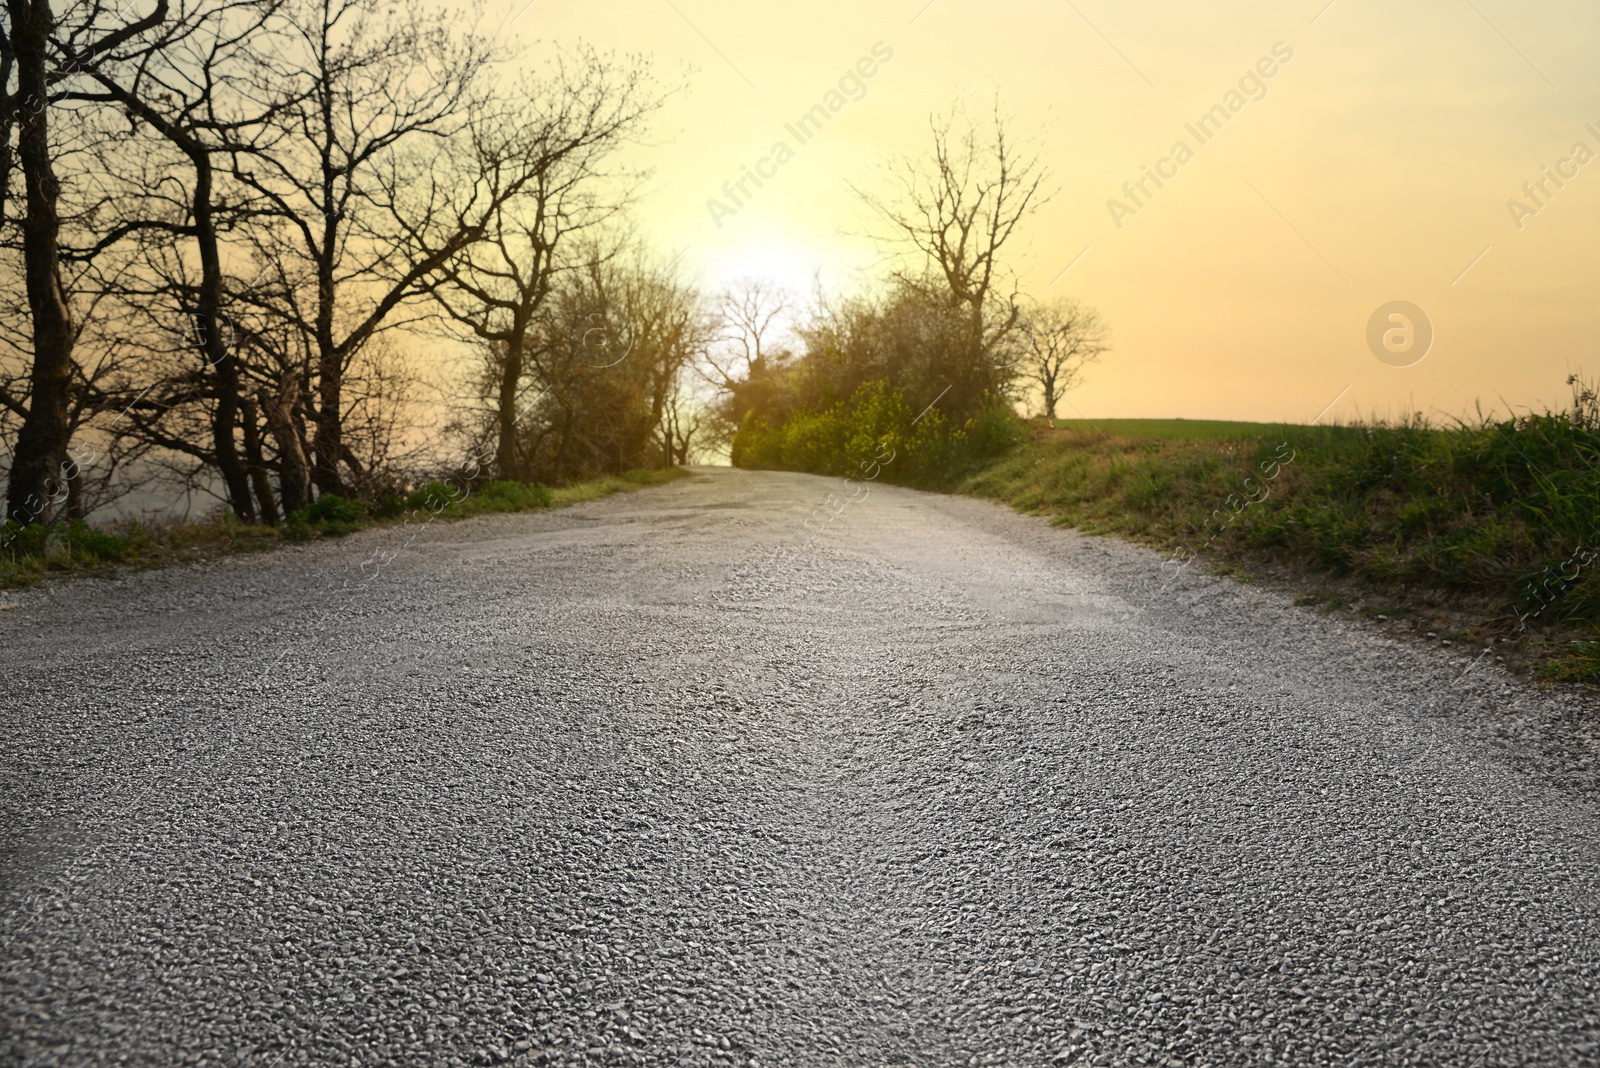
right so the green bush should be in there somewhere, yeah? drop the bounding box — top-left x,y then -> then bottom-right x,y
1,518 -> 46,559
406,481 -> 463,513
285,493 -> 368,539
1,517 -> 136,570
373,492 -> 408,519
63,520 -> 132,563
307,494 -> 367,533
732,380 -> 1024,488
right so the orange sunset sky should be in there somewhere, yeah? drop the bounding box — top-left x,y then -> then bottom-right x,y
494,0 -> 1600,425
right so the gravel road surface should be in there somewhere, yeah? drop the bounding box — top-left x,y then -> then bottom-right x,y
2,466 -> 1598,1067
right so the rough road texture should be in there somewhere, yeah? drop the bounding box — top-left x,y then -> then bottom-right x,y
2,467 -> 1598,1067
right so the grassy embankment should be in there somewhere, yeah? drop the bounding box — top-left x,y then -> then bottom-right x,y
956,414 -> 1600,682
0,468 -> 688,590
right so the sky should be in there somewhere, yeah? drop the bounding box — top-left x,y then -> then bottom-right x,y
495,0 -> 1600,425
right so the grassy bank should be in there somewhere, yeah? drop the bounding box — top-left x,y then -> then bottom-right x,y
958,412 -> 1600,683
0,467 -> 688,590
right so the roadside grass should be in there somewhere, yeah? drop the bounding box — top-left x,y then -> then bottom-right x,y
957,411 -> 1600,683
548,469 -> 683,507
0,467 -> 688,590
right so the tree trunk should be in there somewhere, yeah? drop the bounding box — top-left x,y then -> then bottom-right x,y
0,25 -> 16,224
495,317 -> 528,482
241,398 -> 279,524
65,459 -> 84,520
5,0 -> 75,526
260,377 -> 310,513
311,354 -> 342,494
552,403 -> 575,485
310,187 -> 342,494
192,151 -> 255,520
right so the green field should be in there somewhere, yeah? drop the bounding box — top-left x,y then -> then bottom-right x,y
1046,418 -> 1322,441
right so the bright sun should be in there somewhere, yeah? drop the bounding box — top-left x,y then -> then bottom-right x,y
695,213 -> 880,306
701,242 -> 819,300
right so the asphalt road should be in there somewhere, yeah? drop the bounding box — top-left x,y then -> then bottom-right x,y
2,466 -> 1598,1067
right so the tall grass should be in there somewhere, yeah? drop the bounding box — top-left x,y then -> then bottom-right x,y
960,377 -> 1600,680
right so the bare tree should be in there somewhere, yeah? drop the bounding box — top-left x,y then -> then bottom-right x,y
661,373 -> 701,465
428,48 -> 662,481
225,0 -> 500,497
508,255 -> 644,484
853,101 -> 1049,410
701,277 -> 791,450
228,300 -> 316,510
1018,296 -> 1107,420
71,0 -> 298,520
3,0 -> 169,522
480,246 -> 707,483
705,277 -> 789,389
622,255 -> 712,469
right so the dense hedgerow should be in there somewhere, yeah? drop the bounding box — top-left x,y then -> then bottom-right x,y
733,380 -> 1025,488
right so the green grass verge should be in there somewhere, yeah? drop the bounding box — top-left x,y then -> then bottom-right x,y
0,467 -> 688,590
957,417 -> 1600,684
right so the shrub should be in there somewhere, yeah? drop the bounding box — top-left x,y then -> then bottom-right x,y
732,380 -> 1023,488
1,519 -> 46,560
307,494 -> 367,533
373,492 -> 408,519
406,481 -> 463,513
63,521 -> 132,563
285,493 -> 368,539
